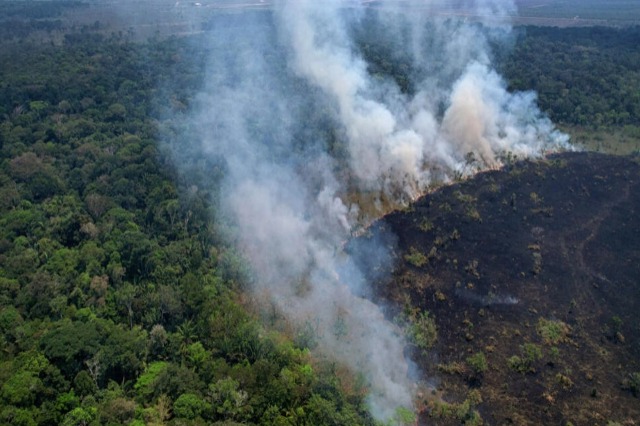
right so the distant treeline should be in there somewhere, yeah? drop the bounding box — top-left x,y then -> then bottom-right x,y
0,1 -> 87,41
1,1 -> 84,19
498,25 -> 640,127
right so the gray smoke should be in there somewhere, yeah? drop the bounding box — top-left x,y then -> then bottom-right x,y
174,0 -> 569,421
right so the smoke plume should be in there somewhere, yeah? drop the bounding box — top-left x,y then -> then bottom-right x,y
173,0 -> 569,421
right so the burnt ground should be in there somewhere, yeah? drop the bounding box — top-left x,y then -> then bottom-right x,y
361,152 -> 640,425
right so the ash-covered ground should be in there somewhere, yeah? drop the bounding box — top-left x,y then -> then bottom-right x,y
357,152 -> 640,424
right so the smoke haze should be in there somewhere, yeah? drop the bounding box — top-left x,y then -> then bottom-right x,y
169,0 -> 570,421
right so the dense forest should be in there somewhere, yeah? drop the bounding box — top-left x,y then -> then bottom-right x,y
0,30 -> 379,426
1,3 -> 639,425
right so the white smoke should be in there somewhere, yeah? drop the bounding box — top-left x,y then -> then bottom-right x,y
176,0 -> 570,422
276,0 -> 568,201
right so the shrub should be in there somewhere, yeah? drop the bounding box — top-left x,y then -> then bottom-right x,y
508,344 -> 542,374
404,247 -> 427,267
537,318 -> 570,345
437,362 -> 466,375
428,389 -> 483,425
523,343 -> 543,364
466,352 -> 488,376
622,372 -> 640,397
407,311 -> 437,351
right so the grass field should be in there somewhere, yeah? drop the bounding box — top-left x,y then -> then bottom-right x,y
563,125 -> 640,155
516,0 -> 640,22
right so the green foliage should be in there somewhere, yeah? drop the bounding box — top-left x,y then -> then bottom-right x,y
392,406 -> 417,425
498,26 -> 640,127
208,377 -> 249,420
523,343 -> 543,364
73,371 -> 97,397
186,341 -> 209,370
418,218 -> 433,232
40,320 -> 102,377
0,406 -> 37,426
622,372 -> 640,397
173,393 -> 210,420
294,320 -> 318,350
405,310 -> 437,352
537,318 -> 570,345
437,361 -> 466,375
404,247 -> 427,267
611,315 -> 623,332
0,22 -> 374,426
555,373 -> 574,389
0,306 -> 23,334
61,406 -> 96,426
508,343 -> 543,374
428,389 -> 483,425
2,370 -> 43,406
466,352 -> 488,376
55,390 -> 80,416
1,351 -> 50,406
134,361 -> 169,399
100,396 -> 137,425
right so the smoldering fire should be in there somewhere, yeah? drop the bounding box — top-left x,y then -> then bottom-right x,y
168,0 -> 569,421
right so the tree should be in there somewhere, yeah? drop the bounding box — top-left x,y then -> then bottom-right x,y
40,321 -> 102,378
114,283 -> 137,329
60,407 -> 96,426
1,352 -> 49,406
73,371 -> 97,397
173,393 -> 210,420
0,406 -> 37,426
101,325 -> 147,383
100,397 -> 136,425
106,103 -> 127,121
1,370 -> 43,406
186,342 -> 209,372
208,377 -> 249,420
134,361 -> 169,401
